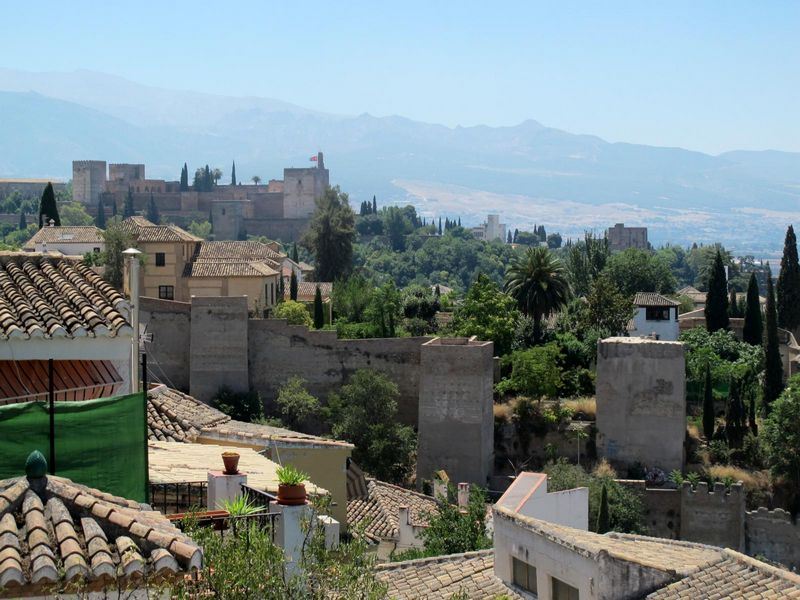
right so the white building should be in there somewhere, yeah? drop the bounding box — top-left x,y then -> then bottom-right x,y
629,292 -> 680,341
471,214 -> 507,242
495,472 -> 589,531
23,225 -> 105,256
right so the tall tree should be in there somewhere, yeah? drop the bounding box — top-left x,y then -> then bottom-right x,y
291,243 -> 299,263
38,182 -> 60,228
513,228 -> 519,243
764,266 -> 784,412
763,377 -> 800,517
725,377 -> 745,449
146,192 -> 160,223
372,195 -> 377,214
18,209 -> 26,231
123,187 -> 135,218
290,271 -> 298,302
110,197 -> 117,217
278,275 -> 285,304
302,186 -> 356,282
777,225 -> 800,331
438,217 -> 442,235
596,484 -> 611,534
704,250 -> 729,332
505,246 -> 571,343
702,363 -> 715,440
231,161 -> 237,186
729,289 -> 740,318
95,197 -> 106,228
180,163 -> 188,191
313,286 -> 324,329
507,230 -> 512,244
101,222 -> 131,290
251,175 -> 261,186
743,272 -> 763,345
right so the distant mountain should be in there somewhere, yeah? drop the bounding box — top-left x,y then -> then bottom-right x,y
1,68 -> 799,246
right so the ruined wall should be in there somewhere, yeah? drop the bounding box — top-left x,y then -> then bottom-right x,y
618,480 -> 681,540
416,338 -> 495,487
140,297 -> 192,390
189,296 -> 250,401
746,507 -> 800,570
247,319 -> 428,424
680,481 -> 744,551
596,338 -> 685,472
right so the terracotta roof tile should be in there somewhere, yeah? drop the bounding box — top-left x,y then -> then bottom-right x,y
183,261 -> 278,278
120,217 -> 201,242
634,292 -> 681,307
0,252 -> 131,340
23,226 -> 105,250
348,479 -> 439,542
0,474 -> 201,595
283,281 -> 332,302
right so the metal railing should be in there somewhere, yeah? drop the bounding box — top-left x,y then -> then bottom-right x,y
149,481 -> 208,515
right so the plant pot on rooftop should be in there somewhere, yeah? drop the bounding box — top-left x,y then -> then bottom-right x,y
276,464 -> 309,506
222,451 -> 241,475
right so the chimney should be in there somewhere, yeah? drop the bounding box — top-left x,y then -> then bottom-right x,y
397,505 -> 413,546
457,483 -> 470,509
433,478 -> 448,501
48,219 -> 55,227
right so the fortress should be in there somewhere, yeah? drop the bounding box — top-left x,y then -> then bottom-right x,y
73,153 -> 329,241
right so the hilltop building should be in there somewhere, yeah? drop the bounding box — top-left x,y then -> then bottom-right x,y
22,224 -> 105,255
607,222 -> 648,251
471,214 -> 506,242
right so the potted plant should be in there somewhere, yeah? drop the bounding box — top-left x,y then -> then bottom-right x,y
276,465 -> 309,505
222,451 -> 241,474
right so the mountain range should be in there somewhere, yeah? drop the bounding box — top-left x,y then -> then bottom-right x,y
1,68 -> 799,251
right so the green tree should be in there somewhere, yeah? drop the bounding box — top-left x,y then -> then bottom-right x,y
603,247 -> 675,297
385,206 -> 412,252
764,376 -> 800,515
230,160 -> 237,185
60,202 -> 94,226
743,272 -> 763,345
179,163 -> 188,191
449,274 -> 520,356
566,232 -> 610,297
417,486 -> 492,557
38,182 -> 60,228
496,344 -> 563,398
291,242 -> 299,263
276,376 -> 321,432
101,221 -> 132,290
95,197 -> 106,228
328,370 -> 416,483
251,175 -> 261,186
702,363 -> 715,440
331,275 -> 371,323
212,386 -> 263,423
146,192 -> 160,223
584,274 -> 635,336
596,484 -> 611,534
187,220 -> 212,239
729,289 -> 740,318
504,246 -> 571,343
365,281 -> 401,337
290,271 -> 298,301
704,250 -> 730,332
123,187 -> 135,218
303,186 -> 356,281
17,208 -> 26,231
313,285 -> 324,329
777,225 -> 800,331
725,376 -> 746,449
763,266 -> 784,412
274,300 -> 312,327
372,195 -> 377,214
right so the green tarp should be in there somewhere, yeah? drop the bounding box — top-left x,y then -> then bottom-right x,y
0,394 -> 147,502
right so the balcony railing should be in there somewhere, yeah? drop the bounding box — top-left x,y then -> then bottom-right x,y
149,481 -> 208,515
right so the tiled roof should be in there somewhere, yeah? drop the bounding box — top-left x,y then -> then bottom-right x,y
283,281 -> 333,302
120,217 -> 201,243
646,550 -> 800,599
193,241 -> 283,262
23,226 -> 104,250
183,261 -> 278,278
147,386 -> 352,448
374,550 -> 521,599
0,359 -> 122,405
634,292 -> 681,307
182,241 -> 282,279
0,253 -> 131,340
0,473 -> 201,594
348,479 -> 439,542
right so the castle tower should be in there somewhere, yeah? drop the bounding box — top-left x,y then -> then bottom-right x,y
282,152 -> 330,219
72,161 -> 107,205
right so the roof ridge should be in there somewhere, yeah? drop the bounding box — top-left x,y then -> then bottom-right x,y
370,478 -> 438,502
374,549 -> 493,571
721,548 -> 800,585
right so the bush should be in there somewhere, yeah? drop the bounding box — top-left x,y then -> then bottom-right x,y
213,386 -> 264,423
497,345 -> 563,399
276,376 -> 321,432
274,300 -> 313,327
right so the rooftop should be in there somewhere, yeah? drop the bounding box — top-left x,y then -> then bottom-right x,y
284,281 -> 333,302
0,465 -> 201,595
120,217 -> 201,243
634,292 -> 681,307
347,479 -> 439,542
0,252 -> 131,340
183,261 -> 279,278
22,226 -> 104,250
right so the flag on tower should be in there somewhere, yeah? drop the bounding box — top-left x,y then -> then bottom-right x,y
309,155 -> 318,162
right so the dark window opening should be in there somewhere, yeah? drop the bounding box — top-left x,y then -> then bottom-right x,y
645,307 -> 671,321
158,285 -> 174,300
552,577 -> 580,600
512,558 -> 537,594
155,252 -> 166,267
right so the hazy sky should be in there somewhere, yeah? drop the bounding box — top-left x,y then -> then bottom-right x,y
2,1 -> 798,154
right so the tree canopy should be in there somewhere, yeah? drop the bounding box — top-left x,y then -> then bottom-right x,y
303,186 -> 356,282
38,182 -> 60,228
777,225 -> 800,331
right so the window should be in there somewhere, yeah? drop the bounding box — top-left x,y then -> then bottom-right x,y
158,285 -> 174,300
645,307 -> 671,321
552,577 -> 580,600
155,252 -> 166,267
93,247 -> 100,253
512,558 -> 537,594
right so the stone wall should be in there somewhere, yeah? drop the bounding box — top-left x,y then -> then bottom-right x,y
596,337 -> 685,472
618,480 -> 682,540
72,160 -> 107,204
140,297 -> 192,390
417,338 -> 495,487
680,481 -> 745,551
746,507 -> 800,570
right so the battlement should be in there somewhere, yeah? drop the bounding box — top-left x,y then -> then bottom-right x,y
682,480 -> 745,499
72,160 -> 107,169
598,337 -> 684,359
747,506 -> 794,523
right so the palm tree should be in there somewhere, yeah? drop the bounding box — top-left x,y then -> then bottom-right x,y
504,246 -> 571,342
212,168 -> 223,186
251,175 -> 262,186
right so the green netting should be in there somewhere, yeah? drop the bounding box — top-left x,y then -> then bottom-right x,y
0,394 -> 147,502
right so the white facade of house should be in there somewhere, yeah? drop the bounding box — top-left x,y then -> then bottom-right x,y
496,472 -> 589,531
629,293 -> 680,341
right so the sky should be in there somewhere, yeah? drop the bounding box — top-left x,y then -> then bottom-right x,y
1,1 -> 799,154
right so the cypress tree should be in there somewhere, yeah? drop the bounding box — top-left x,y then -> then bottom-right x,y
111,198 -> 117,217
123,188 -> 135,218
514,228 -> 519,243
18,209 -> 26,231
438,218 -> 442,235
231,161 -> 237,186
725,377 -> 744,449
457,217 -> 461,227
748,388 -> 758,436
742,272 -> 763,345
435,284 -> 441,298
313,286 -> 324,329
146,193 -> 160,224
278,276 -> 285,303
372,195 -> 377,214
763,265 -> 784,412
291,243 -> 299,263
180,163 -> 188,191
777,225 -> 800,331
204,165 -> 212,191
729,289 -> 739,318
507,230 -> 512,244
596,484 -> 610,534
290,271 -> 298,302
38,182 -> 60,228
95,197 -> 106,228
702,363 -> 715,440
704,250 -> 729,332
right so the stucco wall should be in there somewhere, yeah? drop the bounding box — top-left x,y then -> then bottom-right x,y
140,297 -> 191,391
631,307 -> 679,341
680,481 -> 745,551
596,338 -> 686,472
746,507 -> 800,570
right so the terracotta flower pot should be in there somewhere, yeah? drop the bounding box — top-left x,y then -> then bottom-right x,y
222,452 -> 240,474
277,483 -> 307,506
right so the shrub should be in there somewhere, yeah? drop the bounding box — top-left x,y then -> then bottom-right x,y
213,386 -> 263,423
276,376 -> 321,432
274,300 -> 313,326
564,398 -> 597,421
496,345 -> 563,399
